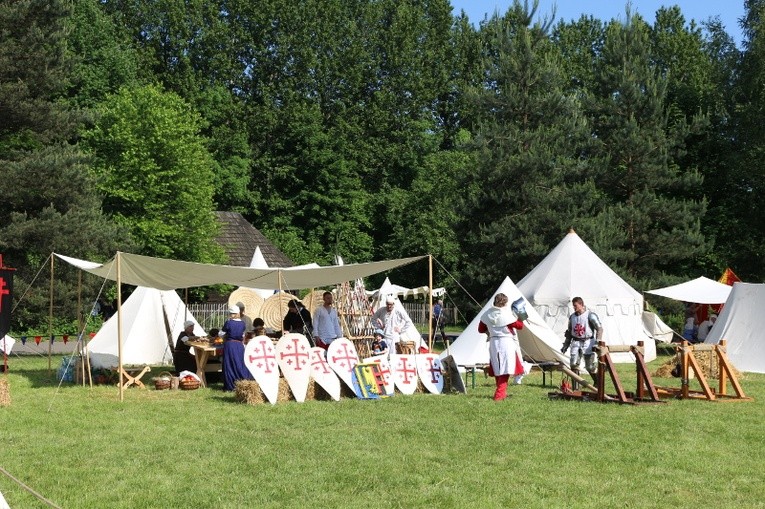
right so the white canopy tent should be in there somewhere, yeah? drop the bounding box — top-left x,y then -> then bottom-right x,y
54,252 -> 425,290
646,276 -> 732,304
441,277 -> 568,367
54,251 -> 428,399
517,230 -> 658,362
367,277 -> 445,300
704,282 -> 765,373
87,286 -> 205,368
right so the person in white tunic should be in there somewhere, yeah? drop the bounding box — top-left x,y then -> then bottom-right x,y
478,293 -> 525,401
372,295 -> 415,352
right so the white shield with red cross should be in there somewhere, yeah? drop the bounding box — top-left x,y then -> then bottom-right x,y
390,354 -> 419,395
309,347 -> 341,401
363,355 -> 395,396
415,353 -> 444,394
326,337 -> 360,392
275,333 -> 312,402
244,334 -> 281,405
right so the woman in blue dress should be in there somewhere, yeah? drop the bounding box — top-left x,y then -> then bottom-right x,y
220,306 -> 253,391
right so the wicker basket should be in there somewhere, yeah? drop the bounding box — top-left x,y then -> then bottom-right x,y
179,378 -> 201,390
396,341 -> 416,355
154,371 -> 173,390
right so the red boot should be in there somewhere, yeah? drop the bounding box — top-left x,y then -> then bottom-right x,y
493,374 -> 510,401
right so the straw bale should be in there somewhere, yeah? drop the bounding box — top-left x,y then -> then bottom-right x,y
653,351 -> 742,380
260,293 -> 295,330
228,288 -> 264,322
235,378 -> 333,405
0,379 -> 9,406
301,290 -> 325,315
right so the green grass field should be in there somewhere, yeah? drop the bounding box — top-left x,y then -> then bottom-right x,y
1,350 -> 764,509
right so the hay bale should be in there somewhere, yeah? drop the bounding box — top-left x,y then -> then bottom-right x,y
301,290 -> 325,316
235,378 -> 334,405
260,293 -> 295,330
652,351 -> 743,380
228,288 -> 264,323
0,378 -> 10,406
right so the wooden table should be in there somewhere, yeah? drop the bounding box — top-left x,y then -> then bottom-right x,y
188,341 -> 223,388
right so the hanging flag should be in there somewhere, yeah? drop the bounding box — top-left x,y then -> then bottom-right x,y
21,336 -> 27,344
718,268 -> 741,286
62,335 -> 69,344
34,336 -> 41,345
714,268 -> 741,313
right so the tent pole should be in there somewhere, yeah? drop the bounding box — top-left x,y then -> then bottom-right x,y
77,271 -> 85,386
117,253 -> 124,402
48,255 -> 54,376
428,255 -> 433,351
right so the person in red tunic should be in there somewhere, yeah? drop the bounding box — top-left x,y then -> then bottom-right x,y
478,293 -> 524,401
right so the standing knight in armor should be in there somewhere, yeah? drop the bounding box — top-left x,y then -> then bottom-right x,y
561,296 -> 603,386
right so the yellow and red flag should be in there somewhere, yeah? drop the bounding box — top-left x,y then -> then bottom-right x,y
713,268 -> 741,313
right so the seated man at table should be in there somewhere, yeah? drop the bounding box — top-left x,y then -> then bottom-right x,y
173,320 -> 199,374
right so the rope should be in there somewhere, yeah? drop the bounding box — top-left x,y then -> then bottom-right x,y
9,253 -> 52,315
0,465 -> 62,509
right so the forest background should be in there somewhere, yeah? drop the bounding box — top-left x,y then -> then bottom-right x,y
1,0 -> 764,334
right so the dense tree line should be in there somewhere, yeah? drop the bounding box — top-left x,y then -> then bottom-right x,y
1,0 -> 763,328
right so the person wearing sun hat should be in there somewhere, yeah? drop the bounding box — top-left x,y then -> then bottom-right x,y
371,329 -> 389,356
372,295 -> 415,352
219,305 -> 253,390
173,319 -> 199,374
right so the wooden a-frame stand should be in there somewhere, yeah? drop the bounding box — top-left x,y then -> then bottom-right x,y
655,340 -> 752,402
550,341 -> 664,405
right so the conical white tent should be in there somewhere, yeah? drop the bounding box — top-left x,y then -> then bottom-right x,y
87,287 -> 205,368
704,282 -> 765,373
367,277 -> 445,299
440,277 -> 568,366
517,230 -> 657,362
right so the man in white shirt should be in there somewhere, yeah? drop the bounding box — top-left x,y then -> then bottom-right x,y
313,291 -> 343,349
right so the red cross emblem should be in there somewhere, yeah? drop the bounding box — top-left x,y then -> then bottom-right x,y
0,277 -> 9,313
331,343 -> 359,371
248,339 -> 277,374
310,349 -> 332,374
395,357 -> 417,384
279,337 -> 309,371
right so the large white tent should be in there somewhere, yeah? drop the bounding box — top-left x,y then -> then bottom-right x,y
87,286 -> 205,368
516,230 -> 658,362
704,282 -> 765,373
646,276 -> 732,304
441,277 -> 568,367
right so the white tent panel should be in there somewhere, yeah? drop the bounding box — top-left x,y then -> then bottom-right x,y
441,277 -> 568,367
87,287 -> 205,368
704,282 -> 765,373
646,276 -> 732,304
517,230 -> 657,362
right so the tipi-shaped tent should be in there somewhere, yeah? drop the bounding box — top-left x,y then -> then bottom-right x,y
441,277 -> 568,366
367,277 -> 445,300
517,230 -> 657,362
704,282 -> 765,373
87,287 -> 205,368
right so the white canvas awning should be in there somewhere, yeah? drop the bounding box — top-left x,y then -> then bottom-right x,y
54,252 -> 427,290
646,276 -> 732,304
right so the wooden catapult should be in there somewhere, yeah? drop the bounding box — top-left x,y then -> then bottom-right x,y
550,341 -> 664,405
654,340 -> 752,402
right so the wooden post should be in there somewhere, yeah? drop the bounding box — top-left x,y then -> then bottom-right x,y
48,255 -> 54,375
117,253 -> 123,402
681,340 -> 690,399
427,255 -> 433,352
718,339 -> 728,396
